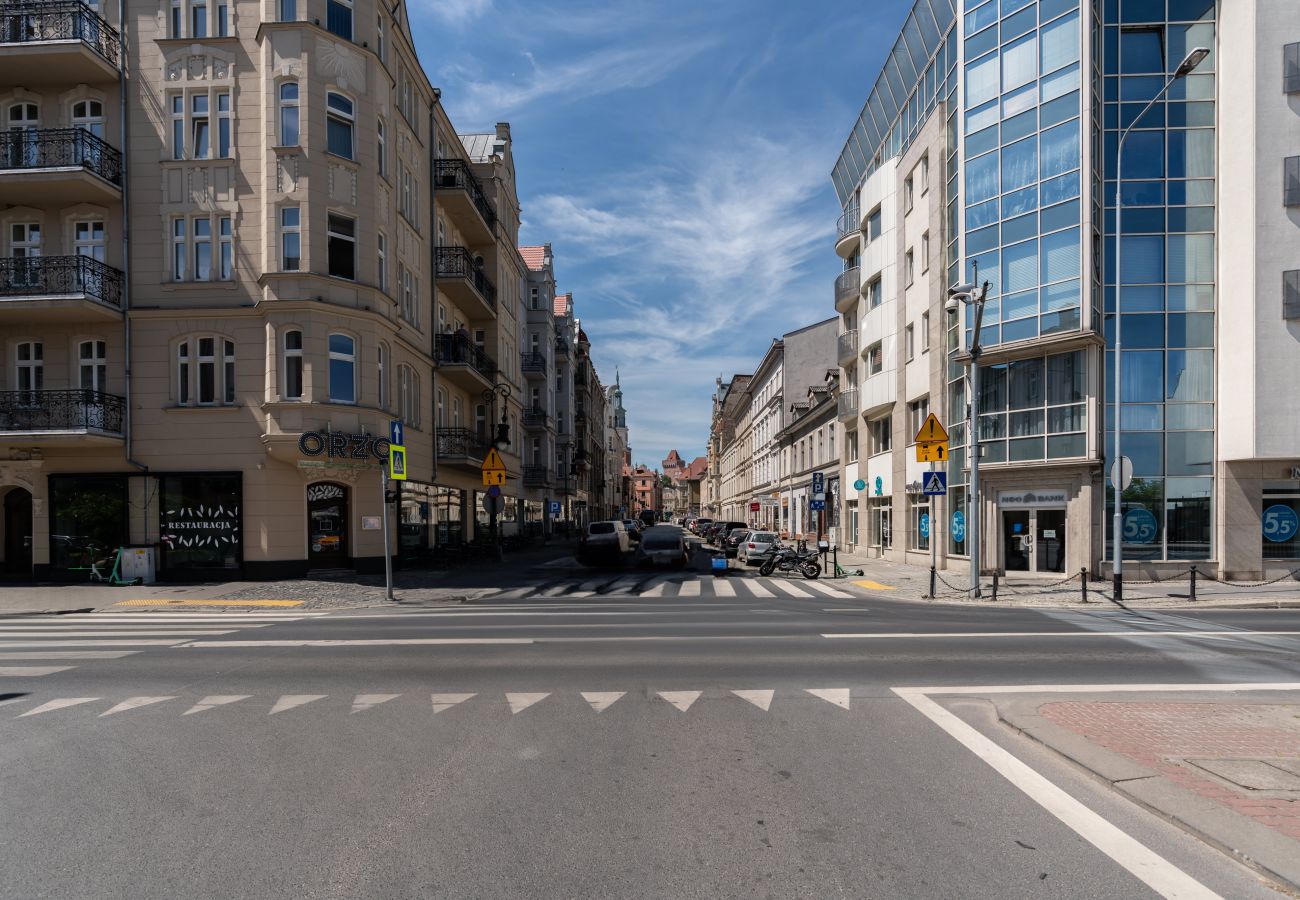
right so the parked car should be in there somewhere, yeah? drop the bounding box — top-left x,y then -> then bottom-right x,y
635,527 -> 688,569
736,531 -> 779,565
579,520 -> 631,564
722,528 -> 750,558
691,518 -> 713,536
708,521 -> 747,546
639,509 -> 658,528
622,519 -> 643,544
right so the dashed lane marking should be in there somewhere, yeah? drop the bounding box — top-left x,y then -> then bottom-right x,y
177,638 -> 535,648
0,665 -> 75,677
822,630 -> 1300,640
0,651 -> 140,660
0,640 -> 189,648
0,630 -> 239,637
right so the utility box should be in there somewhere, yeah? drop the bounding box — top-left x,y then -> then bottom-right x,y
120,546 -> 156,585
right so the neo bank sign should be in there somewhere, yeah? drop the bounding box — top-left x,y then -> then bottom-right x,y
997,489 -> 1068,509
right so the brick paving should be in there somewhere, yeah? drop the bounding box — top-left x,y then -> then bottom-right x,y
1041,701 -> 1300,841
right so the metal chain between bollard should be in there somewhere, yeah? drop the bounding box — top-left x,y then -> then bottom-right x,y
1195,567 -> 1300,589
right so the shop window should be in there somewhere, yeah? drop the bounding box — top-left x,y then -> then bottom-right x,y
159,474 -> 242,573
48,475 -> 127,576
910,496 -> 930,551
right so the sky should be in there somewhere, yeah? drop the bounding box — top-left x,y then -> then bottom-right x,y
408,0 -> 913,467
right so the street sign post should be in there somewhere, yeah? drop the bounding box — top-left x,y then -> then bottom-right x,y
811,472 -> 825,493
922,471 -> 947,496
1109,455 -> 1133,491
914,413 -> 950,463
809,499 -> 826,511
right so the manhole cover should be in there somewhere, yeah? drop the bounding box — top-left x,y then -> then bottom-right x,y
1185,758 -> 1300,791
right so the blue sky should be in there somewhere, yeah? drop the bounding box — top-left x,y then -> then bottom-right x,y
409,0 -> 912,467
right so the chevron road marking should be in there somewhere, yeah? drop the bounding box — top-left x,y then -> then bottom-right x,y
99,696 -> 175,717
18,697 -> 100,717
269,695 -> 327,715
805,688 -> 850,710
351,694 -> 400,714
732,689 -> 774,711
581,691 -> 625,713
431,693 -> 475,713
657,691 -> 701,712
507,692 -> 550,714
183,695 -> 251,715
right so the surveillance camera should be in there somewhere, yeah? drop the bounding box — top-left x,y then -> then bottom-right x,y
949,283 -> 976,296
945,296 -> 961,313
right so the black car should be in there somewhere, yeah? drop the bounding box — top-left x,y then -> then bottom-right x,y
708,521 -> 746,546
722,528 -> 750,558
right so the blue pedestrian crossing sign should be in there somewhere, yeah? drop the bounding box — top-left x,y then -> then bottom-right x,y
922,471 -> 947,496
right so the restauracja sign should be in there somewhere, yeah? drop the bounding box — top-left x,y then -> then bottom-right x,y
299,431 -> 391,460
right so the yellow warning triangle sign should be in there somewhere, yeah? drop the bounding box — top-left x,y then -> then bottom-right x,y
914,413 -> 949,445
481,448 -> 507,473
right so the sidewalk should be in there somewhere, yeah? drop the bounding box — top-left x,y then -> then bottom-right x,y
825,548 -> 1300,609
990,688 -> 1300,891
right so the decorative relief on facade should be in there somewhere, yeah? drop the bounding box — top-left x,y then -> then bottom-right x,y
277,155 -> 299,194
376,185 -> 389,221
316,39 -> 366,93
329,163 -> 356,205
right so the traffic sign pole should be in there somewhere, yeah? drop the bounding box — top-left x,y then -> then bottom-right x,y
930,460 -> 937,596
380,467 -> 394,601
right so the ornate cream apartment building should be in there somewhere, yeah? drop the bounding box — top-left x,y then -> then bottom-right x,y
0,0 -> 538,579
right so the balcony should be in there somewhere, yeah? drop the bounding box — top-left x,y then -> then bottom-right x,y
837,329 -> 859,366
0,255 -> 123,322
522,407 -> 551,431
523,465 -> 552,488
0,2 -> 120,84
1287,156 -> 1300,207
554,338 -> 570,358
0,389 -> 124,444
434,333 -> 496,392
835,266 -> 860,313
433,159 -> 496,246
435,427 -> 488,468
835,204 -> 860,258
837,388 -> 859,422
520,350 -> 547,379
436,246 -> 496,319
0,128 -> 122,203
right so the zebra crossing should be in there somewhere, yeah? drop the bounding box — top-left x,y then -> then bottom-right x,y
490,573 -> 859,602
4,687 -> 856,721
0,611 -> 329,678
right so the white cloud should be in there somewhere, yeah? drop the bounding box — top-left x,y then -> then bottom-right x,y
421,0 -> 493,26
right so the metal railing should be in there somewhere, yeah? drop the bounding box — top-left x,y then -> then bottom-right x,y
434,333 -> 497,378
522,407 -> 549,428
554,338 -> 570,357
523,465 -> 551,487
433,159 -> 496,231
1286,157 -> 1300,207
0,1 -> 120,67
1286,42 -> 1300,93
835,267 -> 860,305
520,351 -> 546,373
0,255 -> 123,307
837,329 -> 859,362
0,389 -> 124,434
836,204 -> 860,241
837,388 -> 859,419
435,246 -> 497,310
435,427 -> 488,461
0,128 -> 122,184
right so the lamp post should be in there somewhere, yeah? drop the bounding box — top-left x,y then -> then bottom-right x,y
1111,47 -> 1209,603
482,382 -> 511,560
948,274 -> 990,598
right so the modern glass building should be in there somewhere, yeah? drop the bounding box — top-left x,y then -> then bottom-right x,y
833,0 -> 1300,579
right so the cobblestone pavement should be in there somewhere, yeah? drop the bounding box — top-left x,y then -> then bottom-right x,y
1041,701 -> 1300,842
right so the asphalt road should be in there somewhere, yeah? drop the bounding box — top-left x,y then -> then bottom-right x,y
3,533 -> 1299,898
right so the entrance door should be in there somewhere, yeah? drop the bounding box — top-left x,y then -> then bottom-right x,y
1003,510 -> 1031,571
3,488 -> 33,575
306,482 -> 348,569
1035,509 -> 1066,573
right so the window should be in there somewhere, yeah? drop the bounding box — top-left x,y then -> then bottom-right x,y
866,206 -> 882,242
326,0 -> 352,40
919,154 -> 929,194
172,218 -> 187,280
1287,156 -> 1300,207
905,324 -> 915,361
70,100 -> 105,138
921,231 -> 929,272
436,388 -> 446,427
910,496 -> 930,551
171,95 -> 184,159
908,397 -> 930,440
326,93 -> 354,159
399,263 -> 415,322
904,175 -> 914,213
376,14 -> 386,63
196,337 -> 216,404
223,339 -> 235,403
175,337 -> 234,407
868,415 -> 892,455
905,249 -> 915,286
279,82 -> 299,146
280,207 -> 300,271
191,94 -> 209,159
376,118 -> 387,178
16,342 -> 43,397
377,342 -> 388,410
921,311 -> 931,352
530,287 -> 540,310
170,0 -> 182,36
74,220 -> 105,261
328,333 -> 355,403
399,365 -> 419,426
177,341 -> 190,404
1285,270 -> 1300,320
216,0 -> 228,35
846,429 -> 859,463
193,217 -> 211,280
219,216 -> 232,280
866,342 -> 883,376
867,277 -> 882,309
327,213 -> 356,280
283,330 -> 302,400
278,0 -> 295,21
376,233 -> 388,294
191,0 -> 207,38
79,340 -> 106,391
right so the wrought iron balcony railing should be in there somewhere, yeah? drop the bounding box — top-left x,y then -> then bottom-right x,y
0,1 -> 120,67
435,427 -> 488,460
554,338 -> 570,357
435,246 -> 497,310
433,158 -> 496,231
522,406 -> 550,429
0,389 -> 124,434
523,465 -> 551,487
0,255 -> 123,308
0,128 -> 122,185
434,334 -> 497,378
520,351 -> 546,373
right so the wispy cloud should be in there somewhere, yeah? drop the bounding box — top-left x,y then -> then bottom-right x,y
417,0 -> 493,26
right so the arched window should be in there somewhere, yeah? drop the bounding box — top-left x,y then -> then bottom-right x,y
376,117 -> 387,177
283,329 -> 303,400
376,341 -> 388,410
326,92 -> 354,159
278,82 -> 299,146
70,100 -> 104,138
328,333 -> 355,403
79,340 -> 106,391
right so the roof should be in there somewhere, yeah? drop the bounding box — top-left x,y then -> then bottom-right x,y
459,132 -> 501,162
519,246 -> 546,271
554,292 -> 571,317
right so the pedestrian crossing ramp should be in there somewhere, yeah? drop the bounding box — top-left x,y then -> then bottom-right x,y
492,574 -> 859,601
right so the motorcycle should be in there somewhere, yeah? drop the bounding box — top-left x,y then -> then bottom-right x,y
758,543 -> 821,579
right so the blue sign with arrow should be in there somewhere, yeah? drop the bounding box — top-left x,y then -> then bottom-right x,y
390,419 -> 404,447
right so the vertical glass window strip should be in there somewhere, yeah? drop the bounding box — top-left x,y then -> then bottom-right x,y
327,213 -> 356,280
376,232 -> 387,293
326,0 -> 352,40
326,93 -> 354,159
280,207 -> 300,271
197,337 -> 216,404
177,341 -> 190,405
377,343 -> 387,410
377,118 -> 387,178
170,0 -> 182,37
193,217 -> 211,281
283,330 -> 303,400
376,14 -> 385,63
279,0 -> 295,21
218,216 -> 232,280
223,340 -> 235,403
172,218 -> 187,281
171,95 -> 184,159
191,0 -> 207,38
191,94 -> 209,159
216,91 -> 231,157
279,82 -> 299,146
79,340 -> 106,392
328,333 -> 356,403
217,0 -> 228,36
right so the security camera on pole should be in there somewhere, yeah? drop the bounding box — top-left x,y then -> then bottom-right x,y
947,274 -> 989,599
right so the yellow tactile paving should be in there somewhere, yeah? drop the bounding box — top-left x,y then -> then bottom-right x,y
852,580 -> 896,591
113,599 -> 304,608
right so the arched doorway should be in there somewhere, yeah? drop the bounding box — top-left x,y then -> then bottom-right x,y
2,487 -> 33,577
306,482 -> 348,569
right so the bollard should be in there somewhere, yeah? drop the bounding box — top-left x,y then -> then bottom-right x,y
1189,565 -> 1197,602
1080,567 -> 1088,603
991,571 -> 999,601
929,565 -> 937,599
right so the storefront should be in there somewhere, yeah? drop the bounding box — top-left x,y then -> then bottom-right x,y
159,473 -> 243,576
996,489 -> 1068,574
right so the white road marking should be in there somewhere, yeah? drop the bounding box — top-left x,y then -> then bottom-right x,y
183,695 -> 251,715
18,697 -> 99,717
491,588 -> 531,601
0,630 -> 238,637
767,580 -> 814,599
507,692 -> 549,714
0,665 -> 75,676
741,580 -> 775,598
431,693 -> 475,713
639,578 -> 670,597
176,638 -> 534,647
902,682 -> 1300,695
657,690 -> 702,712
608,577 -> 640,592
678,580 -> 702,598
9,616 -> 289,623
805,688 -> 850,710
712,580 -> 737,597
822,608 -> 869,613
351,693 -> 400,714
822,630 -> 1300,640
802,582 -> 854,599
579,580 -> 605,591
732,689 -> 774,711
379,610 -> 669,617
0,640 -> 187,648
581,691 -> 625,713
100,696 -> 175,717
568,591 -> 595,598
0,651 -> 139,660
893,686 -> 1221,900
269,694 -> 327,715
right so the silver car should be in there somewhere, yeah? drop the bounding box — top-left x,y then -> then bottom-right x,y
736,531 -> 778,565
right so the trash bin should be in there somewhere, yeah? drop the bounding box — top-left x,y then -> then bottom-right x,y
710,552 -> 727,575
